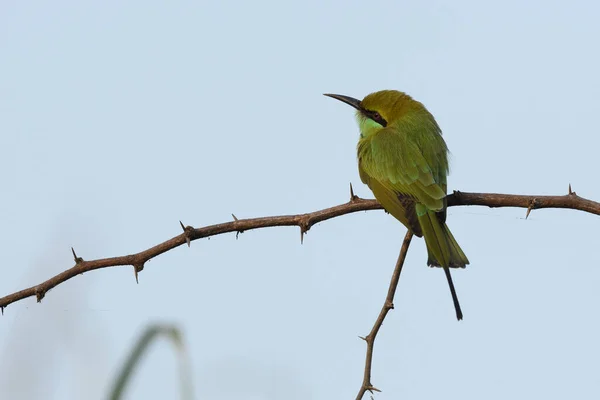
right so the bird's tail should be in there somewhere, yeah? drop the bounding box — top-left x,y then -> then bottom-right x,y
417,208 -> 469,269
416,206 -> 469,320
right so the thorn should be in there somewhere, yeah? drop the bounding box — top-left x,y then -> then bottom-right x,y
134,263 -> 144,284
233,216 -> 244,239
349,182 -> 356,201
71,247 -> 83,264
568,183 -> 572,194
1,306 -> 4,316
358,335 -> 367,341
299,220 -> 310,244
35,287 -> 45,303
525,198 -> 537,219
179,221 -> 193,247
367,385 -> 381,393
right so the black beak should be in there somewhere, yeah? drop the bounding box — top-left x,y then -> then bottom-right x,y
323,93 -> 362,110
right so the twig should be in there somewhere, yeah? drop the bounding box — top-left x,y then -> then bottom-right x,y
0,189 -> 598,310
355,231 -> 413,400
449,190 -> 600,216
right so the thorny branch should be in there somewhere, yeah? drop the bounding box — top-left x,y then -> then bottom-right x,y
0,188 -> 598,312
355,231 -> 413,400
0,186 -> 598,398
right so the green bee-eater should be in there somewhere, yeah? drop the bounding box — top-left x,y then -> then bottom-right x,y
325,90 -> 469,320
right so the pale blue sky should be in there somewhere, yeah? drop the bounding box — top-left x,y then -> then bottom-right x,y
1,1 -> 599,399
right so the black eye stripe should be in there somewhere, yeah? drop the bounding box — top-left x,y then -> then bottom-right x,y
362,109 -> 388,127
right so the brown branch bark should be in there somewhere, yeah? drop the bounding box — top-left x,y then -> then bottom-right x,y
0,189 -> 598,312
355,231 -> 413,400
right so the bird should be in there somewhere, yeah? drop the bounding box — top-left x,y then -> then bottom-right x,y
324,90 -> 469,320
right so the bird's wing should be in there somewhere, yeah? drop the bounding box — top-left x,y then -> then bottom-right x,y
358,126 -> 447,213
359,161 -> 422,236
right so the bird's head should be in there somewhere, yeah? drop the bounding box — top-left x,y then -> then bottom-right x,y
324,90 -> 424,138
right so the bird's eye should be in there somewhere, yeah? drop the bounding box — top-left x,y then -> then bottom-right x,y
363,109 -> 387,126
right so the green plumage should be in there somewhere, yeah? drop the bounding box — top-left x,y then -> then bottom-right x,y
325,90 -> 469,320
